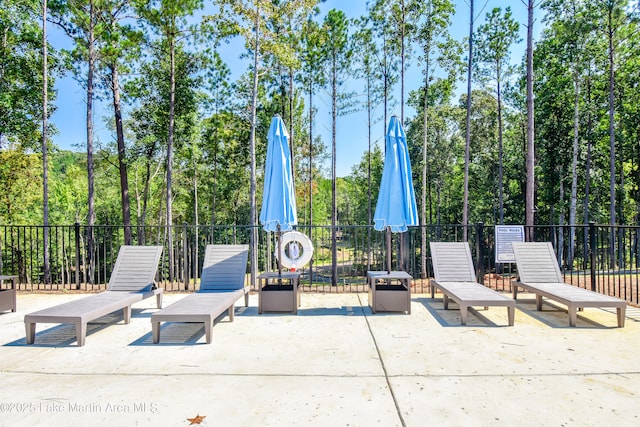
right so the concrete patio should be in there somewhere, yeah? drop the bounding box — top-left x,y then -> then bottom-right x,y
0,292 -> 639,426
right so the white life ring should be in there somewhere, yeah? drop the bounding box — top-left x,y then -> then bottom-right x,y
276,231 -> 314,269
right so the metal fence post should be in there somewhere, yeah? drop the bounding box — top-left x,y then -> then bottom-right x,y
475,222 -> 484,284
183,223 -> 189,291
589,221 -> 597,292
74,222 -> 81,289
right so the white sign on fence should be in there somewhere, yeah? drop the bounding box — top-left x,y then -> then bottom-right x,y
495,225 -> 524,264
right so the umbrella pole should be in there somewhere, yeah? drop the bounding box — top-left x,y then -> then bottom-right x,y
386,227 -> 392,274
277,224 -> 282,276
399,232 -> 404,272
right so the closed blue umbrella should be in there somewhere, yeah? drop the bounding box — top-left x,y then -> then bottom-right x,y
260,115 -> 297,273
374,116 -> 418,272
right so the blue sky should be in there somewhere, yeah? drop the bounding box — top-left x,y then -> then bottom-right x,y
49,0 -> 532,177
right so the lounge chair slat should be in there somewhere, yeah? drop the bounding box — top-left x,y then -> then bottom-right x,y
108,246 -> 163,292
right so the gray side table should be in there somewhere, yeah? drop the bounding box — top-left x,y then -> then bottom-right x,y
0,275 -> 18,312
367,270 -> 412,314
258,271 -> 302,314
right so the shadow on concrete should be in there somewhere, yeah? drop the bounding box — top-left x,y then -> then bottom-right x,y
514,298 -> 616,329
130,309 -> 237,346
415,297 -> 507,328
3,311 -> 129,347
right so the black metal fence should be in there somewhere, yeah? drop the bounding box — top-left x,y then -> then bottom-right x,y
0,223 -> 639,305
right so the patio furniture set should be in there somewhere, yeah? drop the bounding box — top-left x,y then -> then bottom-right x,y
2,241 -> 627,347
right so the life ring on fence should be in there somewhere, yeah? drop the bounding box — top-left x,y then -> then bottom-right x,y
276,231 -> 314,269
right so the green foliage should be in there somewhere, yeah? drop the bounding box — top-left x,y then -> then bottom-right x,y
368,0 -> 399,115
346,145 -> 384,225
474,7 -> 521,87
199,110 -> 251,225
0,0 -> 58,150
49,151 -> 88,223
126,39 -> 205,225
0,149 -> 43,223
4,1 -> 640,232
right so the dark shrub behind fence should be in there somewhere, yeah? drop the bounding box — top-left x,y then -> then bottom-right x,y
0,223 -> 638,305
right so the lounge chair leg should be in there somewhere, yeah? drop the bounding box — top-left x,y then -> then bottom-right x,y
569,308 -> 577,327
244,291 -> 249,307
507,306 -> 515,326
512,284 -> 518,299
123,306 -> 131,324
25,322 -> 35,344
228,305 -> 235,322
431,283 -> 435,299
460,306 -> 468,325
152,322 -> 160,344
205,322 -> 212,344
617,307 -> 626,327
156,293 -> 163,309
443,294 -> 449,310
536,294 -> 543,311
77,322 -> 86,346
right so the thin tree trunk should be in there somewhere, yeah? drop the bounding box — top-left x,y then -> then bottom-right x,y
42,0 -> 51,285
607,6 -> 616,267
87,0 -> 96,283
166,30 -> 176,281
308,80 -> 313,285
367,75 -> 372,273
436,182 -> 441,226
400,0 -> 405,123
568,67 -> 580,269
428,160 -> 433,225
462,0 -> 473,241
138,157 -> 154,245
558,166 -> 565,266
289,68 -> 295,188
421,52 -> 430,279
383,34 -> 388,143
583,67 -> 593,270
192,143 -> 198,284
584,67 -> 593,225
399,1 -> 413,274
497,71 -> 504,225
249,7 -> 260,288
279,68 -> 286,117
211,136 -> 218,228
525,0 -> 535,241
331,49 -> 338,287
111,65 -> 132,245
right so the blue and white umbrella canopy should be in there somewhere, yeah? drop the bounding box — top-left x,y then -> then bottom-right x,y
260,115 -> 298,232
260,115 -> 297,274
374,116 -> 418,233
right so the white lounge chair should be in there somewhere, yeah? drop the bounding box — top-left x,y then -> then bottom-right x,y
25,245 -> 163,346
430,242 -> 515,326
151,244 -> 249,344
511,241 -> 626,327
